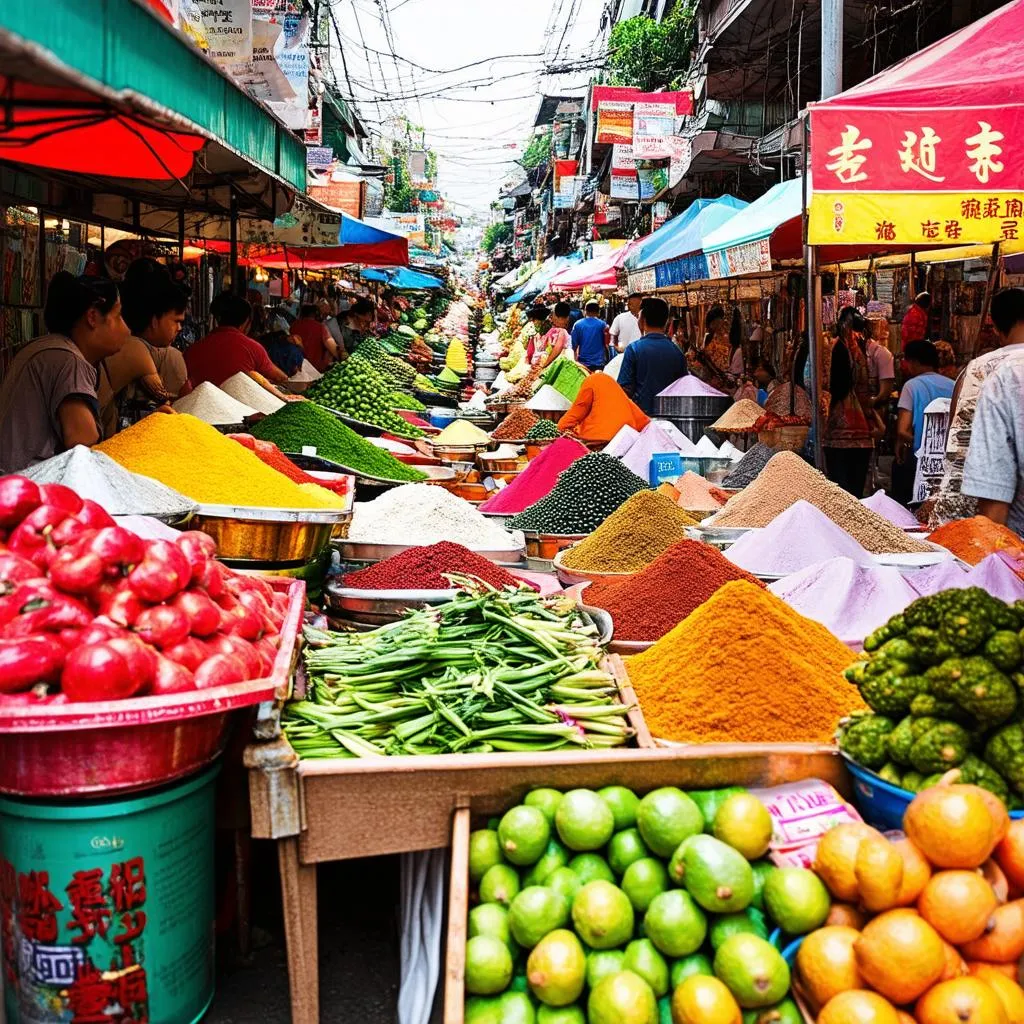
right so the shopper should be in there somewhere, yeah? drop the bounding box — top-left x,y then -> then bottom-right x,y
184,293 -> 289,388
893,341 -> 954,505
610,293 -> 643,352
824,307 -> 876,496
618,297 -> 688,414
752,359 -> 778,404
570,300 -> 610,370
901,292 -> 931,345
259,329 -> 306,378
865,333 -> 896,413
341,297 -> 376,354
557,368 -> 649,442
291,303 -> 339,372
527,301 -> 573,369
320,299 -> 345,353
0,272 -> 129,473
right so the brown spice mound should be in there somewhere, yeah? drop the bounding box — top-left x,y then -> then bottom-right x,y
626,579 -> 863,743
711,398 -> 766,432
561,491 -> 698,573
493,406 -> 540,440
708,451 -> 931,554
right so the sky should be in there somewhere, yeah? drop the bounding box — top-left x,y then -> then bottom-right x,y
326,0 -> 607,215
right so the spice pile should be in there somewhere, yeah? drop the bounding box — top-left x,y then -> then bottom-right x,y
710,399 -> 765,432
250,401 -> 426,483
501,365 -> 542,401
98,414 -> 337,509
509,453 -> 649,535
229,435 -> 351,497
722,443 -> 779,489
604,424 -> 641,458
342,542 -> 522,591
541,359 -> 587,401
725,500 -> 872,576
673,471 -> 725,512
903,560 -> 970,597
348,484 -> 518,548
768,556 -> 919,648
525,385 -> 571,412
927,515 -> 1023,565
709,452 -> 931,554
479,437 -> 587,514
492,406 -> 539,440
860,489 -> 920,529
526,419 -> 561,441
693,435 -> 722,457
22,446 -> 196,519
561,491 -> 697,574
657,375 -> 727,398
220,372 -> 285,415
627,579 -> 862,742
172,381 -> 256,424
619,423 -> 698,477
966,553 -> 1024,602
433,419 -> 492,446
585,539 -> 763,641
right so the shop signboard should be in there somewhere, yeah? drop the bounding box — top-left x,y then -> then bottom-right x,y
198,0 -> 252,71
632,102 -> 677,159
667,136 -> 692,188
611,144 -> 635,172
707,237 -> 772,278
610,171 -> 639,201
627,267 -> 656,292
274,197 -> 342,244
306,146 -> 333,170
636,161 -> 669,201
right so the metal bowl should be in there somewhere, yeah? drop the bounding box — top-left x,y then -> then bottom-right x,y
191,503 -> 348,564
336,538 -> 526,566
524,531 -> 588,560
325,583 -> 457,625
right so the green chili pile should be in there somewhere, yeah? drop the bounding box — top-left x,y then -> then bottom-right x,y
284,582 -> 634,757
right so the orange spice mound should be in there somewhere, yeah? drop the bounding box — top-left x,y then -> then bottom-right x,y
928,515 -> 1023,566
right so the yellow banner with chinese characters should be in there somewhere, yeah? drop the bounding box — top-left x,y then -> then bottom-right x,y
809,192 -> 1024,246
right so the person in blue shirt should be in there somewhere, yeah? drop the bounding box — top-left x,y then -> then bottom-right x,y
570,300 -> 610,370
618,297 -> 688,414
892,340 -> 955,505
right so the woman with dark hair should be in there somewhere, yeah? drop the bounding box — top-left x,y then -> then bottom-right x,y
0,272 -> 129,472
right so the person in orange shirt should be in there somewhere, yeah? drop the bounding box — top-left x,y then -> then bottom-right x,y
557,368 -> 650,443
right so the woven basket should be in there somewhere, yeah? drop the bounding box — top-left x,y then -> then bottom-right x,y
758,425 -> 810,451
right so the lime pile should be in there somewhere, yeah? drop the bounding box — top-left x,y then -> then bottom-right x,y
464,786 -> 822,1023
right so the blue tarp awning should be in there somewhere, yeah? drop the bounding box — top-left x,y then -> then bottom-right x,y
505,253 -> 584,305
626,196 -> 748,271
337,212 -> 409,265
702,178 -> 802,253
361,266 -> 444,289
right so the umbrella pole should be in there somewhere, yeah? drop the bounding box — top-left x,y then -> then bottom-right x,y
802,115 -> 825,471
229,188 -> 239,296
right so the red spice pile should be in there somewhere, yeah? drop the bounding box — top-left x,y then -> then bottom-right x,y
229,435 -> 349,495
343,541 -> 522,590
585,539 -> 765,641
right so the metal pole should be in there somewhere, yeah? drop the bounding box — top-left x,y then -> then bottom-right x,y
229,189 -> 239,296
802,116 -> 825,471
820,0 -> 843,99
177,209 -> 185,262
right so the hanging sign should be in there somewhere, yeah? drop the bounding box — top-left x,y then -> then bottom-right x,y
610,171 -> 639,201
632,102 -> 677,159
198,0 -> 252,72
636,161 -> 669,201
596,103 -> 634,145
611,145 -> 636,172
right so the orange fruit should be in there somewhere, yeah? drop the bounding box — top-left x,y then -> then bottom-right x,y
795,925 -> 863,1011
960,899 -> 1024,963
915,977 -> 1009,1024
855,835 -> 904,912
853,909 -> 945,1004
938,940 -> 968,982
967,960 -> 1019,980
982,859 -> 1011,904
994,820 -> 1024,892
905,785 -> 1007,869
826,903 -> 868,930
815,823 -> 881,901
970,964 -> 1024,1022
918,870 -> 999,944
895,1013 -> 915,1024
891,837 -> 932,906
816,990 -> 899,1024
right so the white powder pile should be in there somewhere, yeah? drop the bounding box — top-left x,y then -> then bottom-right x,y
220,372 -> 285,415
657,376 -> 727,398
348,483 -> 521,548
525,385 -> 572,412
24,446 -> 197,518
693,435 -> 721,457
172,382 -> 257,424
604,424 -> 641,458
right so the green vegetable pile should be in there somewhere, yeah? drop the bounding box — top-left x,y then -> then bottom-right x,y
250,401 -> 426,483
838,587 -> 1024,805
352,337 -> 417,390
390,391 -> 426,412
510,453 -> 650,535
284,585 -> 635,757
526,419 -> 561,441
541,359 -> 588,402
306,354 -> 425,439
459,785 -> 807,1023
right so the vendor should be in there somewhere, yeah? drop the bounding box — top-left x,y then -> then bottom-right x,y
557,368 -> 649,443
291,303 -> 339,371
184,293 -> 289,388
752,359 -> 778,404
527,301 -> 573,368
340,297 -> 376,354
0,272 -> 129,473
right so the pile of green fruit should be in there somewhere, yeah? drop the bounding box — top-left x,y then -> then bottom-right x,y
526,419 -> 561,441
463,785 -> 824,1024
390,391 -> 426,412
352,338 -> 418,390
306,354 -> 424,439
838,587 -> 1024,805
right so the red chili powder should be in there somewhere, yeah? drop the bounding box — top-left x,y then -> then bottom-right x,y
585,539 -> 765,641
343,541 -> 522,590
229,434 -> 350,494
479,437 -> 589,514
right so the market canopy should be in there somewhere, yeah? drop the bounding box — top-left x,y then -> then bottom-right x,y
809,0 -> 1024,246
247,214 -> 409,269
505,254 -> 583,306
361,266 -> 443,289
626,196 -> 748,272
548,242 -> 636,290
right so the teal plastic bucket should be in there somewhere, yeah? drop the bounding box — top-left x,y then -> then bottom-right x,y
0,764 -> 219,1024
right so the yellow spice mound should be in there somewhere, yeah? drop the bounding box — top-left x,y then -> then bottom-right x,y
627,580 -> 862,744
98,413 -> 336,509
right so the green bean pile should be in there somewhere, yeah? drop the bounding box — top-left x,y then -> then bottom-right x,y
284,585 -> 634,758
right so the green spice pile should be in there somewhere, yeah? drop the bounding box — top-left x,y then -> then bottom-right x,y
306,354 -> 425,439
561,490 -> 699,573
527,419 -> 561,441
284,586 -> 634,757
509,452 -> 650,535
251,400 -> 427,482
352,337 -> 417,389
541,359 -> 588,401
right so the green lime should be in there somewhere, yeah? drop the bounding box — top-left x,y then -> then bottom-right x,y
536,1006 -> 585,1024
598,785 -> 640,831
669,953 -> 713,989
749,861 -> 776,912
713,793 -> 774,860
470,829 -> 504,882
742,998 -> 803,1024
690,787 -> 746,834
586,949 -> 625,990
607,828 -> 648,876
508,886 -> 569,949
567,853 -> 614,885
622,939 -> 669,997
499,805 -> 551,866
708,908 -> 768,950
570,880 -> 634,950
620,858 -> 670,914
555,790 -> 615,852
587,971 -> 658,1024
643,890 -> 707,958
524,788 -> 564,824
545,866 -> 582,907
523,839 -> 570,888
713,934 -> 789,1009
495,991 -> 535,1024
465,934 -> 513,995
762,867 -> 831,935
526,929 -> 585,1007
636,788 -> 704,858
480,863 -> 521,907
469,903 -> 518,956
465,995 -> 502,1024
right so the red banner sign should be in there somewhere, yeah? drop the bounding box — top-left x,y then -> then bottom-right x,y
811,106 -> 1024,193
591,86 -> 693,116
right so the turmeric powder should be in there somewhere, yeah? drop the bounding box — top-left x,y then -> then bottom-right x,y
98,414 -> 336,509
626,580 -> 863,744
927,515 -> 1023,566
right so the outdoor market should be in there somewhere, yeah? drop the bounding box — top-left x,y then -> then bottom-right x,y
3,0 -> 1024,1023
